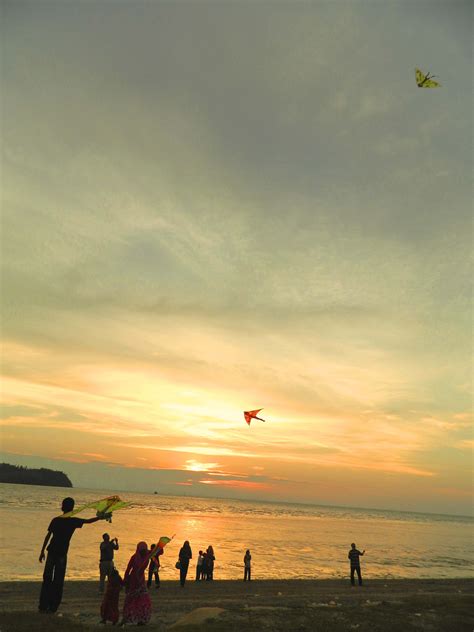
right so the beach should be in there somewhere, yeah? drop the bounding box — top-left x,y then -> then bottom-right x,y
1,578 -> 473,631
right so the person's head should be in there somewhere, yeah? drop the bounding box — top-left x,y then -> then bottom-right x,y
151,543 -> 156,549
137,542 -> 148,558
207,545 -> 214,554
184,540 -> 190,548
246,549 -> 250,555
103,533 -> 110,542
110,568 -> 121,583
199,550 -> 203,556
61,497 -> 75,513
351,543 -> 356,549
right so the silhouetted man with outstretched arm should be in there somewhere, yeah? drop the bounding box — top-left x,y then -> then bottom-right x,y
348,542 -> 365,586
38,497 -> 110,613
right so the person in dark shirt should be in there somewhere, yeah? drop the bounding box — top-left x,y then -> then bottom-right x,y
99,533 -> 119,593
38,497 -> 110,613
244,549 -> 252,581
178,541 -> 192,587
348,542 -> 365,586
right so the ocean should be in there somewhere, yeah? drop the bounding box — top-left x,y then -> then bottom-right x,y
0,483 -> 472,581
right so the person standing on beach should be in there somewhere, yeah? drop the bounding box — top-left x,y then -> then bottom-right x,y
99,533 -> 119,593
100,567 -> 123,625
146,543 -> 163,589
201,549 -> 209,579
195,550 -> 204,581
38,497 -> 110,613
121,542 -> 157,625
205,545 -> 215,580
178,540 -> 192,587
244,549 -> 252,581
348,542 -> 365,586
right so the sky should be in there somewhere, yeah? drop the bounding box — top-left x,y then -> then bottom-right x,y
1,1 -> 472,515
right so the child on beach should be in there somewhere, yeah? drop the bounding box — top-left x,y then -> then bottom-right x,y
348,542 -> 365,586
244,550 -> 251,581
196,550 -> 204,581
146,544 -> 163,589
100,568 -> 123,625
38,497 -> 110,613
201,549 -> 208,579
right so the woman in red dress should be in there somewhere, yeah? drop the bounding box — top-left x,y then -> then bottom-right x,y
121,542 -> 155,625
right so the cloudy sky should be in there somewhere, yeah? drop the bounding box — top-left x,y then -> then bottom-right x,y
1,0 -> 472,514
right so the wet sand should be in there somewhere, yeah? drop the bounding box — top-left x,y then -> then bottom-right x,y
0,578 -> 473,631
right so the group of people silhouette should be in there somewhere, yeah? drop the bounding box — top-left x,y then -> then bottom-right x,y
38,497 -> 365,625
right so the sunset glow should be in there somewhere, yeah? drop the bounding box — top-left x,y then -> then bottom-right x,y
1,1 -> 472,516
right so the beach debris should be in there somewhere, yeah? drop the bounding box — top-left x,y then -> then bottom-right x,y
363,600 -> 381,607
170,607 -> 226,628
415,68 -> 441,88
350,625 -> 360,630
244,408 -> 266,425
414,613 -> 422,617
277,591 -> 283,596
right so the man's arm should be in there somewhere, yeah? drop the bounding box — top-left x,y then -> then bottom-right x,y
113,538 -> 119,550
83,513 -> 112,525
39,532 -> 52,563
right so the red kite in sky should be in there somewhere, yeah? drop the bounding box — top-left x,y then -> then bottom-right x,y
244,409 -> 265,425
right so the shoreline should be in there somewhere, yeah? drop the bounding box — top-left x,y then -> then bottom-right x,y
1,578 -> 473,631
1,574 -> 474,582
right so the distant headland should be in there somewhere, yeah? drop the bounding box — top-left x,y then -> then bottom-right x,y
0,463 -> 73,488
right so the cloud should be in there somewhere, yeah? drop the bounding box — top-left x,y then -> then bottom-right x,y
1,1 -> 472,514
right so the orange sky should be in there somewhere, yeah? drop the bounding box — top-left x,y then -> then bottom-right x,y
1,2 -> 472,515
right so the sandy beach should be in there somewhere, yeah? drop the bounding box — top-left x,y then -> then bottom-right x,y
0,578 -> 472,631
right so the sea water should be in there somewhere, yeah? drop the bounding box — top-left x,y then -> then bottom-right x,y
0,483 -> 472,581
